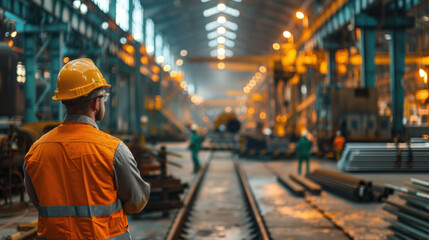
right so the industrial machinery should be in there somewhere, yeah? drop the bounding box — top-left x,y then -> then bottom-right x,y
128,139 -> 186,216
0,121 -> 60,212
202,112 -> 241,151
0,42 -> 23,118
315,86 -> 391,153
213,112 -> 241,133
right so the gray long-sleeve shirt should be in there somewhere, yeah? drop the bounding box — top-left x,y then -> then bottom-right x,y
23,114 -> 150,214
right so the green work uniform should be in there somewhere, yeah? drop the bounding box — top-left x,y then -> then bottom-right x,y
296,136 -> 312,175
189,131 -> 201,172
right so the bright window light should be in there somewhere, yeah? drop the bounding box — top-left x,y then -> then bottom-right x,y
224,39 -> 235,47
225,49 -> 233,57
203,4 -> 239,17
145,18 -> 155,54
223,6 -> 240,17
203,6 -> 219,17
209,40 -> 219,47
218,48 -> 225,55
155,34 -> 163,58
207,30 -> 236,40
163,44 -> 170,65
207,31 -> 219,40
132,0 -> 144,42
73,0 -> 81,9
224,21 -> 238,31
224,31 -> 236,39
209,40 -> 235,48
205,21 -> 220,31
116,0 -> 129,31
92,0 -> 109,13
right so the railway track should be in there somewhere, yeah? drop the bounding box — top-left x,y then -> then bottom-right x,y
165,151 -> 270,240
0,208 -> 37,240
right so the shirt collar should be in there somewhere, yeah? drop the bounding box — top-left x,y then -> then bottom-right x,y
63,114 -> 99,129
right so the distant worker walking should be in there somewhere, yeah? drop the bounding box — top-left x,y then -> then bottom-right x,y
333,130 -> 346,160
296,130 -> 313,175
24,58 -> 150,239
189,124 -> 202,173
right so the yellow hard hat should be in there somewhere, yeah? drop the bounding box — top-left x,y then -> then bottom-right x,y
52,58 -> 111,101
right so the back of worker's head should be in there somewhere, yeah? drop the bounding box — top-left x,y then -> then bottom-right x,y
191,124 -> 198,132
301,130 -> 307,137
52,58 -> 111,115
336,130 -> 341,136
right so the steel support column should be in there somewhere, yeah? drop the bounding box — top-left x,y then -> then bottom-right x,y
327,49 -> 336,85
108,57 -> 119,130
134,52 -> 142,134
49,33 -> 63,120
389,28 -> 406,136
360,28 -> 376,87
23,34 -> 37,123
155,73 -> 162,136
127,71 -> 133,132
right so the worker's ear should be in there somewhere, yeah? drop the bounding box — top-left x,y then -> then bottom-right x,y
89,97 -> 100,112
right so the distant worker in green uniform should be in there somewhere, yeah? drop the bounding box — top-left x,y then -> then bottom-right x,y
296,130 -> 313,175
189,124 -> 202,173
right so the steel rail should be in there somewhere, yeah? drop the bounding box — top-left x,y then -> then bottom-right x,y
15,228 -> 37,240
164,161 -> 210,240
234,158 -> 271,240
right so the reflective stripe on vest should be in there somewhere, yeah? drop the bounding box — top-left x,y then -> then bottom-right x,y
39,199 -> 122,217
36,230 -> 130,240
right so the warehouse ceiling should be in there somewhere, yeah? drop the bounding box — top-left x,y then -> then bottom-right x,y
140,0 -> 310,103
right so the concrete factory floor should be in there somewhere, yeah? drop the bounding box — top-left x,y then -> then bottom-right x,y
0,141 -> 427,239
128,142 -> 428,240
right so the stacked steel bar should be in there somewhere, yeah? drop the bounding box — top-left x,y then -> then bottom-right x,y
337,142 -> 429,172
307,168 -> 373,202
383,178 -> 429,240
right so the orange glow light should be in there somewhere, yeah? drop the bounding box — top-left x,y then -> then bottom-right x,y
140,56 -> 149,65
63,57 -> 70,63
296,11 -> 305,19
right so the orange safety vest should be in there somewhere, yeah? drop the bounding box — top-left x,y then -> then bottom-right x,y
333,135 -> 346,151
25,122 -> 129,239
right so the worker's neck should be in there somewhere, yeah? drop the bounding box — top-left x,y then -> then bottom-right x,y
67,111 -> 96,121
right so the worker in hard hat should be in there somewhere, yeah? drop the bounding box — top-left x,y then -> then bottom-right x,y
296,129 -> 313,175
333,130 -> 346,160
189,124 -> 201,173
24,58 -> 150,239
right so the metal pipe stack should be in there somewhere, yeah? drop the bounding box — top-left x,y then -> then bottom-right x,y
383,178 -> 429,240
306,168 -> 392,202
307,168 -> 373,202
337,142 -> 429,172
